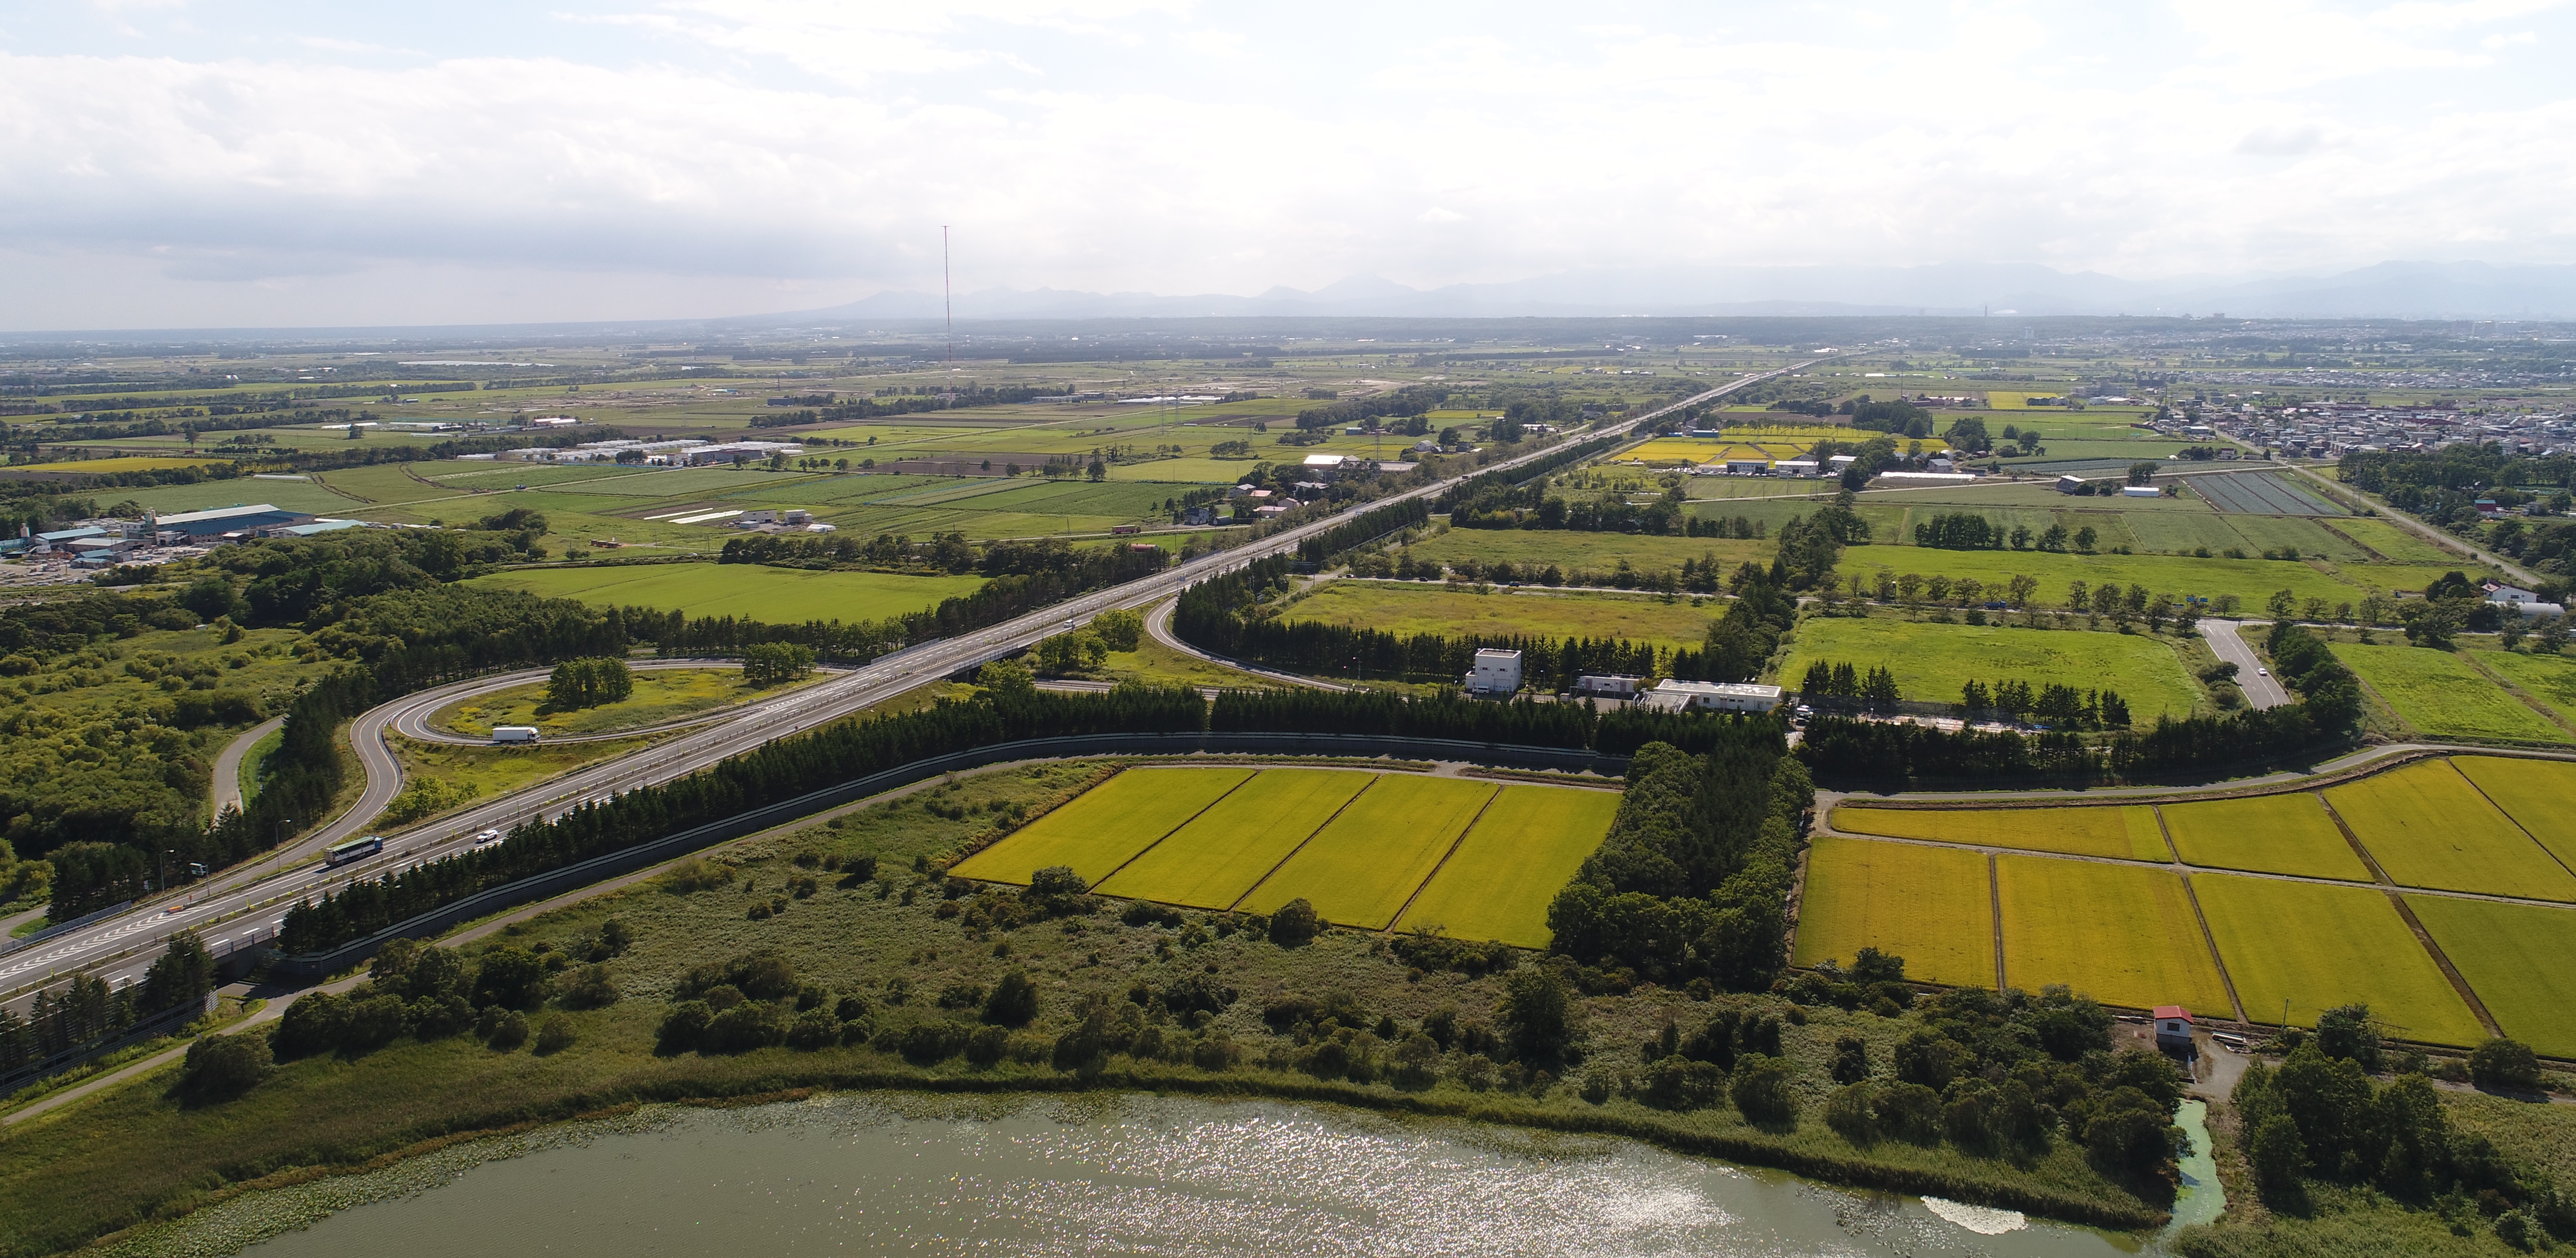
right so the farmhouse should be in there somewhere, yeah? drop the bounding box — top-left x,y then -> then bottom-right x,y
2055,475 -> 2086,494
1641,680 -> 1785,713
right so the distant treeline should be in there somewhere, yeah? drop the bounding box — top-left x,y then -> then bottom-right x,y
748,385 -> 1075,428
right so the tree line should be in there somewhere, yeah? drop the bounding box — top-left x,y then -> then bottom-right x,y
0,933 -> 216,1078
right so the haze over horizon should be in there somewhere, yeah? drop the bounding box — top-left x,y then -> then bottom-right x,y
6,0 -> 2575,330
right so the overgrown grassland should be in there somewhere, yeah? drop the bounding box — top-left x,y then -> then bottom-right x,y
2325,761 -> 2576,901
1995,857 -> 2233,1016
1392,785 -> 1623,948
387,734 -> 662,821
2449,754 -> 2576,872
463,563 -> 987,623
2194,875 -> 2487,1045
427,665 -> 810,739
2404,896 -> 2576,1059
1400,528 -> 1769,576
2159,794 -> 2371,881
1092,769 -> 1371,908
1238,777 -> 1497,928
1278,582 -> 1714,650
949,766 -> 1253,885
1830,805 -> 2169,862
1790,838 -> 1995,989
2470,649 -> 2576,731
1777,619 -> 2204,720
2334,643 -> 2571,744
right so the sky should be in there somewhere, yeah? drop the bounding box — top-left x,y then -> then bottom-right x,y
2,0 -> 2573,329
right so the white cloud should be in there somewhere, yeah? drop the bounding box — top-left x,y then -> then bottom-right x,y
0,2 -> 2569,328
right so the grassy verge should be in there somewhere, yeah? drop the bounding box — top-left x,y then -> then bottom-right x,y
0,759 -> 2173,1254
425,666 -> 824,739
236,725 -> 284,810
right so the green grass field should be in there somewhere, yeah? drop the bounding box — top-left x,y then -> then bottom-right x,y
1238,777 -> 1499,929
1280,582 -> 1714,651
1995,857 -> 2232,1016
1791,838 -> 1995,989
463,562 -> 985,622
1777,618 -> 2204,720
1401,529 -> 1770,577
1092,769 -> 1372,908
1838,547 -> 2427,613
105,478 -> 368,516
2471,650 -> 2576,731
2326,761 -> 2576,900
1392,785 -> 1623,948
2329,517 -> 2470,565
2334,643 -> 2572,744
426,666 -> 807,739
1830,805 -> 2171,861
2195,875 -> 2487,1046
2159,794 -> 2371,881
949,767 -> 1254,885
2404,896 -> 2576,1058
2222,514 -> 2374,562
2451,755 -> 2576,873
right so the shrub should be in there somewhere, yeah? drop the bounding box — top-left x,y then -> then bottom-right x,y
965,1024 -> 1010,1067
1875,1081 -> 1942,1144
786,1009 -> 839,1050
1829,1035 -> 1871,1084
1730,1054 -> 1797,1126
897,1021 -> 970,1064
488,1010 -> 530,1050
1268,898 -> 1322,946
533,1014 -> 576,1055
1500,967 -> 1576,1066
656,1001 -> 713,1054
982,970 -> 1040,1027
472,945 -> 550,1009
2250,1113 -> 2306,1202
702,1002 -> 792,1053
556,964 -> 620,1009
2471,1038 -> 2544,1092
180,1033 -> 273,1100
1024,865 -> 1088,899
1642,1057 -> 1725,1110
1824,1082 -> 1876,1144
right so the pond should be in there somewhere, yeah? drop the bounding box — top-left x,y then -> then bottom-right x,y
132,1094 -> 2169,1258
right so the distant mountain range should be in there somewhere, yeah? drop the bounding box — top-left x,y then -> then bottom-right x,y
804,261 -> 2576,322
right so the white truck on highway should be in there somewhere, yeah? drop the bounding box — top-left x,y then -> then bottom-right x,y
491,726 -> 541,744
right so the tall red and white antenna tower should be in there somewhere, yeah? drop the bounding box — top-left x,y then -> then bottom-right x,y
943,225 -> 953,365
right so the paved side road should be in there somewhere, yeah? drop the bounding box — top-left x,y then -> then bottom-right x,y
2197,619 -> 2290,708
208,716 -> 284,819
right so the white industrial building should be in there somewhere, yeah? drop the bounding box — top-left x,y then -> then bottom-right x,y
1640,680 -> 1786,713
1464,649 -> 1522,696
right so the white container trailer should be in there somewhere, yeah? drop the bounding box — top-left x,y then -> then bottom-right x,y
491,726 -> 541,744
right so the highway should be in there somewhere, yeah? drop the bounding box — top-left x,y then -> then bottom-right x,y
3,361 -> 1812,1011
